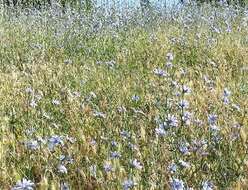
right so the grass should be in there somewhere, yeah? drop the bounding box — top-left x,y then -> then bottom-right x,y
0,3 -> 248,190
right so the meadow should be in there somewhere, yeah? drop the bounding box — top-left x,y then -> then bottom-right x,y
0,2 -> 248,190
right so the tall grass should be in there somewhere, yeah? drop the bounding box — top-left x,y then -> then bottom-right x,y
0,3 -> 247,190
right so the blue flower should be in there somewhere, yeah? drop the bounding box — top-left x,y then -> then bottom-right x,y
154,68 -> 167,77
132,95 -> 140,102
48,135 -> 64,150
165,61 -> 173,68
131,159 -> 142,170
155,126 -> 167,136
103,163 -> 113,172
120,130 -> 131,139
111,140 -> 118,147
170,178 -> 184,190
182,85 -> 191,95
208,114 -> 217,125
182,111 -> 192,126
166,114 -> 178,127
110,151 -> 121,159
179,142 -> 190,155
122,179 -> 136,190
168,162 -> 177,174
12,178 -> 35,190
178,100 -> 189,109
223,97 -> 229,105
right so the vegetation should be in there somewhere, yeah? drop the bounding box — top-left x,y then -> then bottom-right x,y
0,2 -> 247,190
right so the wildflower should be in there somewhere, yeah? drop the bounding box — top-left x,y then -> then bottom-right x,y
208,114 -> 217,125
178,100 -> 189,109
182,85 -> 191,95
170,178 -> 184,190
25,140 -> 39,150
111,140 -> 118,147
65,135 -> 76,143
223,97 -> 229,105
179,142 -> 190,155
131,108 -> 145,115
194,119 -> 203,126
103,163 -> 113,172
58,165 -> 67,174
223,88 -> 231,104
153,68 -> 167,77
166,52 -> 174,61
25,128 -> 36,135
117,106 -> 127,113
120,130 -> 131,139
166,114 -> 178,127
90,139 -> 97,146
232,103 -> 240,111
182,111 -> 192,126
70,91 -> 80,98
155,126 -> 167,136
171,81 -> 179,88
105,60 -> 116,68
223,88 -> 231,97
86,92 -> 97,101
12,178 -> 35,190
29,100 -> 37,108
110,151 -> 121,159
179,160 -> 190,168
131,159 -> 142,170
25,87 -> 33,94
202,180 -> 214,190
122,179 -> 136,190
209,125 -> 220,132
168,162 -> 177,174
90,165 -> 97,176
93,111 -> 106,118
37,136 -> 46,145
64,59 -> 72,65
60,182 -> 70,190
52,99 -> 61,106
165,61 -> 173,68
180,69 -> 187,76
48,135 -> 63,150
43,112 -> 51,120
132,95 -> 140,102
59,155 -> 74,164
128,142 -> 138,151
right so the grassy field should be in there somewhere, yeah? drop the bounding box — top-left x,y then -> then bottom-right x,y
0,4 -> 248,190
